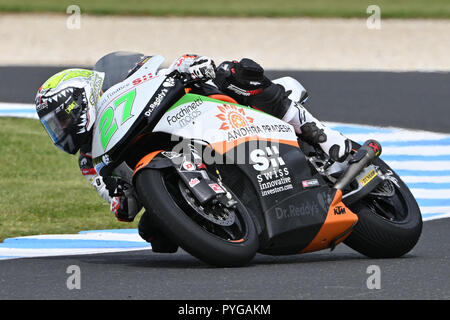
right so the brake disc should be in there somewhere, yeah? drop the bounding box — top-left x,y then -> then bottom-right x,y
178,180 -> 236,226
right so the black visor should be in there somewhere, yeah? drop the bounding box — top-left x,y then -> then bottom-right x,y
39,89 -> 88,154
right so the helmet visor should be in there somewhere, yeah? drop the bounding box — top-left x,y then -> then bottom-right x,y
40,104 -> 78,153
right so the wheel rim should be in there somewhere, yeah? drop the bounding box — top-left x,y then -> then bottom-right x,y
162,171 -> 249,242
365,181 -> 409,223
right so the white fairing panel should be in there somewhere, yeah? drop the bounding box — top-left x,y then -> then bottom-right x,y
91,55 -> 166,158
153,94 -> 298,153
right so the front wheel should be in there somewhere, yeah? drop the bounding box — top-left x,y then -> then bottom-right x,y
134,168 -> 259,267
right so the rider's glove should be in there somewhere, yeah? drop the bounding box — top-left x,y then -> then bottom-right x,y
104,177 -> 142,222
299,122 -> 327,146
188,56 -> 216,81
329,139 -> 352,162
102,176 -> 124,197
110,193 -> 142,222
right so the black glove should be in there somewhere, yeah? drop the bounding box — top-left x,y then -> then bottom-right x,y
299,122 -> 327,146
102,176 -> 125,197
103,177 -> 142,222
110,192 -> 142,222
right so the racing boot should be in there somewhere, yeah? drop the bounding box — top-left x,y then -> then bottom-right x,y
138,211 -> 179,253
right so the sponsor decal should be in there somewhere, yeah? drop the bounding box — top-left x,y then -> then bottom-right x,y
132,73 -> 155,86
226,84 -> 263,97
209,183 -> 225,194
162,77 -> 176,88
104,82 -> 131,101
216,104 -> 254,131
275,202 -> 319,220
182,161 -> 196,171
90,71 -> 104,107
144,88 -> 168,117
189,178 -> 201,188
36,98 -> 48,111
251,147 -> 294,197
302,179 -> 320,188
359,169 -> 378,186
226,124 -> 293,142
167,98 -> 203,127
334,206 -> 346,215
65,101 -> 78,114
161,151 -> 181,159
215,104 -> 293,141
368,141 -> 381,156
250,146 -> 285,171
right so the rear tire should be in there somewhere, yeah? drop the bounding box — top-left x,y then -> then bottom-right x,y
134,168 -> 259,267
344,159 -> 423,258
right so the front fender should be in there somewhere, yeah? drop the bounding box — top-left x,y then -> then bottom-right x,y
132,150 -> 226,205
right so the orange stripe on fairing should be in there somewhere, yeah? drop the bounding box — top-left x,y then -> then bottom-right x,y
210,136 -> 299,154
133,150 -> 164,175
208,94 -> 238,104
300,189 -> 358,254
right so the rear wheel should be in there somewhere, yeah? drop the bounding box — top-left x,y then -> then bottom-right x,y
344,159 -> 423,258
134,168 -> 259,267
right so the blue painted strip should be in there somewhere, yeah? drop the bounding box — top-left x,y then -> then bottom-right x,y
0,256 -> 22,259
405,182 -> 450,189
396,170 -> 450,176
329,125 -> 395,135
422,212 -> 448,218
0,109 -> 35,114
416,198 -> 450,207
0,238 -> 150,249
382,154 -> 450,161
379,138 -> 450,147
79,229 -> 138,234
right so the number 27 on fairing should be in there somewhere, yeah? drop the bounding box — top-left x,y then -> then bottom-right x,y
98,89 -> 136,150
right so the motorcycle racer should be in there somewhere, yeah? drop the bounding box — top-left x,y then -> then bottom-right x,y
35,52 -> 351,252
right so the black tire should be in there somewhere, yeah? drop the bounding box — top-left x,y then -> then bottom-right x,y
134,168 -> 259,267
344,158 -> 423,258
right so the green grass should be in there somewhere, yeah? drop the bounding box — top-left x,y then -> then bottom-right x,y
0,117 -> 139,242
1,0 -> 450,19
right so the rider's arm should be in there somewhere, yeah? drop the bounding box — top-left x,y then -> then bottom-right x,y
79,144 -> 111,203
213,58 -> 351,161
79,143 -> 142,222
249,82 -> 351,161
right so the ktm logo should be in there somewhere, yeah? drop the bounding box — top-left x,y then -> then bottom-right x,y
334,206 -> 346,215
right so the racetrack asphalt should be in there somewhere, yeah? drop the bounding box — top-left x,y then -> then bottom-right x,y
0,218 -> 448,300
0,67 -> 449,301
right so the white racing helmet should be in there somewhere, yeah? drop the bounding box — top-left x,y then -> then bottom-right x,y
35,69 -> 104,154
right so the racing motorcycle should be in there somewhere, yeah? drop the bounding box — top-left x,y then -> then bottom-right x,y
91,55 -> 422,267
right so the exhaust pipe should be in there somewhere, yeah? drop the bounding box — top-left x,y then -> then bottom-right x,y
334,140 -> 382,191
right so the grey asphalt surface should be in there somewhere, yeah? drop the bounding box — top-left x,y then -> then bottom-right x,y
0,218 -> 448,300
0,67 -> 449,301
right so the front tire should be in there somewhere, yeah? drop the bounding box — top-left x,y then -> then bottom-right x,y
134,168 -> 259,267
